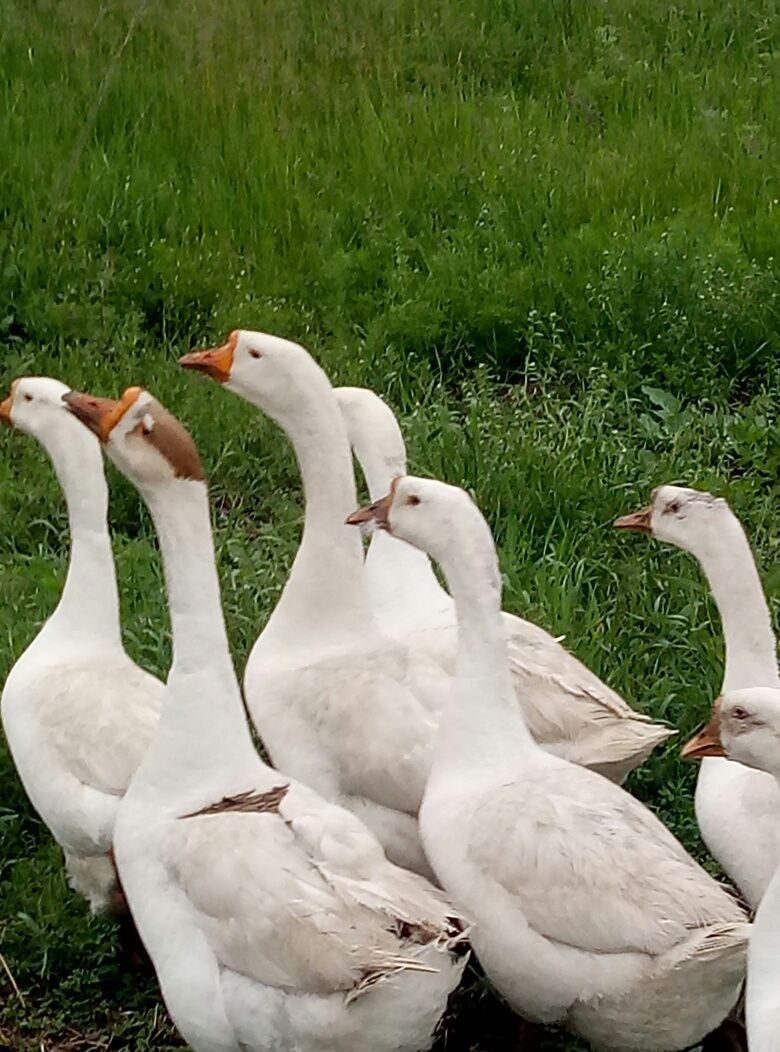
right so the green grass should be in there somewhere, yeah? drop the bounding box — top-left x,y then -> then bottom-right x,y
1,0 -> 779,1048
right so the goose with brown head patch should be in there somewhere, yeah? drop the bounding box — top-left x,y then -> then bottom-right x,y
0,377 -> 163,917
616,484 -> 780,909
63,385 -> 467,1052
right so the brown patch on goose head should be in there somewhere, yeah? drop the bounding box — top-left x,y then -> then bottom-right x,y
613,505 -> 652,534
63,387 -> 143,442
346,478 -> 399,528
64,387 -> 205,481
0,379 -> 19,427
681,698 -> 726,760
131,399 -> 205,482
179,330 -> 238,383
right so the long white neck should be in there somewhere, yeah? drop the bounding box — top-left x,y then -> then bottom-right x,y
340,391 -> 453,623
137,478 -> 260,794
364,529 -> 453,626
348,411 -> 407,506
36,425 -> 121,650
689,513 -> 778,691
253,373 -> 371,644
428,514 -> 534,774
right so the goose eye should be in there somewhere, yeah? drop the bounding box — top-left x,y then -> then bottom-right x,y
668,501 -> 680,514
249,348 -> 262,360
732,706 -> 749,721
23,393 -> 32,403
406,495 -> 421,507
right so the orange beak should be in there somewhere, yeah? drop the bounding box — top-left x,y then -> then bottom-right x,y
346,492 -> 393,529
681,700 -> 726,760
62,387 -> 142,442
613,505 -> 653,534
0,379 -> 20,428
346,478 -> 399,528
0,395 -> 13,428
180,331 -> 238,384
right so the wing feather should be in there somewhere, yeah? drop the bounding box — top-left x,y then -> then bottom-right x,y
166,786 -> 463,996
467,765 -> 745,958
37,660 -> 162,794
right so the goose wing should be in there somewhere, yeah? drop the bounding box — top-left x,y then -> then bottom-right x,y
467,765 -> 744,957
166,783 -> 463,995
37,659 -> 162,794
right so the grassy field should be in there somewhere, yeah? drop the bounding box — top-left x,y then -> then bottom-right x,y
1,0 -> 779,1048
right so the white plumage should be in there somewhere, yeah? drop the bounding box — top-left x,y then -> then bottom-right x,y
335,384 -> 672,782
683,687 -> 780,1052
360,473 -> 749,1051
181,332 -> 669,882
64,386 -> 466,1052
617,484 -> 780,907
0,377 -> 162,912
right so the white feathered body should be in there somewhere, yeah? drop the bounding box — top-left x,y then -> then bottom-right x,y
245,632 -> 445,877
365,532 -> 671,783
695,758 -> 780,910
638,485 -> 780,908
420,750 -> 748,1051
115,762 -> 466,1052
0,383 -> 163,912
406,614 -> 670,780
89,450 -> 469,1052
336,387 -> 673,785
2,640 -> 162,910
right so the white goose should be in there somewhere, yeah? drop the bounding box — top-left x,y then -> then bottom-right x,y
180,332 -> 670,877
334,387 -> 454,641
335,384 -> 672,780
351,475 -> 749,1052
63,385 -> 467,1052
684,687 -> 780,1052
181,332 -> 448,876
616,485 -> 780,908
0,377 -> 162,914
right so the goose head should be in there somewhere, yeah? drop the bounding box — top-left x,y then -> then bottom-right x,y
614,484 -> 732,555
62,386 -> 204,487
180,329 -> 323,424
682,687 -> 780,780
347,474 -> 498,585
0,376 -> 83,443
